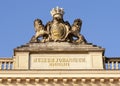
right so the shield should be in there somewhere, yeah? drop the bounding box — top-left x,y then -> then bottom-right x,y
50,23 -> 67,41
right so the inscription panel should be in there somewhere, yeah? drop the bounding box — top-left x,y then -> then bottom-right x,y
30,54 -> 87,69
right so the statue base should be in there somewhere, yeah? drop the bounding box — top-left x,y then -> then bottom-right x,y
13,42 -> 105,69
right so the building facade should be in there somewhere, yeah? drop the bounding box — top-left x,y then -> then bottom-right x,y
0,7 -> 120,86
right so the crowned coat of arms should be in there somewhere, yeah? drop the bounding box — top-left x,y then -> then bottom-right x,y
30,6 -> 87,44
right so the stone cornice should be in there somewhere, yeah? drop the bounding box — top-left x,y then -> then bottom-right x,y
0,70 -> 120,78
0,70 -> 120,84
105,57 -> 120,62
14,42 -> 105,54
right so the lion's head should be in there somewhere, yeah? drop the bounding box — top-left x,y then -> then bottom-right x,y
34,19 -> 42,27
73,19 -> 82,28
71,19 -> 82,32
34,19 -> 43,32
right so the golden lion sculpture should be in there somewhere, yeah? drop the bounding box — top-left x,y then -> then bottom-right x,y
30,19 -> 48,42
70,19 -> 87,44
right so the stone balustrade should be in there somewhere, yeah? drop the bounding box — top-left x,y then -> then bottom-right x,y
0,57 -> 120,70
105,57 -> 120,70
0,58 -> 14,70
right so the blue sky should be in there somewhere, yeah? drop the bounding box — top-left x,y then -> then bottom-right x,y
0,0 -> 120,57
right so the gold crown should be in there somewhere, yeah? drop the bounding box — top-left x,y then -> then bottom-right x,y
50,6 -> 64,17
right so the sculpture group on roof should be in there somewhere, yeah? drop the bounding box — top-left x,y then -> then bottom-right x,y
30,6 -> 87,44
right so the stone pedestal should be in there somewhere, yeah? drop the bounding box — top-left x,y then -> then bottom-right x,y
13,42 -> 105,69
